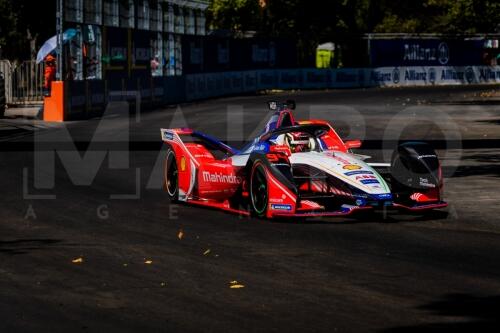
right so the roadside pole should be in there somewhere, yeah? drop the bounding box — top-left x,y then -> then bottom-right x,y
56,0 -> 63,80
44,0 -> 65,122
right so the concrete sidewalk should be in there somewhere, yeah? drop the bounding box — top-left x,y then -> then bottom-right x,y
3,105 -> 42,119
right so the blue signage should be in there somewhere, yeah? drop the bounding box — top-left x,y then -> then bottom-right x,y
370,39 -> 484,67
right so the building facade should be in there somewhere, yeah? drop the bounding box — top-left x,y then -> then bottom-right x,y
62,0 -> 209,82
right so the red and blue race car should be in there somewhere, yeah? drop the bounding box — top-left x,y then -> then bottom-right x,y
161,101 -> 447,219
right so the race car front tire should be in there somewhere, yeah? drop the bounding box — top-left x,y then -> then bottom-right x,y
164,148 -> 179,202
250,161 -> 269,218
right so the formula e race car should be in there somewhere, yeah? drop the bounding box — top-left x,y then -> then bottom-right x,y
160,100 -> 447,219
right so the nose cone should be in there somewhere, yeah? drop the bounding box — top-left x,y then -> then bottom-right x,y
289,151 -> 391,195
333,152 -> 391,195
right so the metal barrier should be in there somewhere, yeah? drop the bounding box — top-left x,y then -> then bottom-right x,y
0,71 -> 5,116
0,60 -> 45,105
0,60 -> 13,105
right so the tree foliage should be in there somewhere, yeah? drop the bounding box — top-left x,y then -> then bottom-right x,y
208,0 -> 500,36
207,0 -> 261,32
0,0 -> 498,60
0,0 -> 55,60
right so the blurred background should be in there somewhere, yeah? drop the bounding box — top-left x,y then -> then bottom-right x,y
0,0 -> 499,117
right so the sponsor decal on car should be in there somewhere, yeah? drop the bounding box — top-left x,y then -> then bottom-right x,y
180,157 -> 187,171
163,131 -> 174,140
355,199 -> 366,206
373,193 -> 393,200
202,171 -> 242,184
343,164 -> 362,171
360,179 -> 380,185
271,204 -> 293,211
417,155 -> 437,160
195,154 -> 213,158
355,175 -> 377,181
334,156 -> 353,165
345,170 -> 374,176
255,143 -> 270,152
419,177 -> 436,188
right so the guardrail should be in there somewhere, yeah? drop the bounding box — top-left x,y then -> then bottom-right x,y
183,66 -> 500,101
0,60 -> 13,105
0,71 -> 5,117
0,60 -> 45,105
62,65 -> 500,120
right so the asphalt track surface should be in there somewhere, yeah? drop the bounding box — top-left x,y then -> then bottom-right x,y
1,85 -> 500,332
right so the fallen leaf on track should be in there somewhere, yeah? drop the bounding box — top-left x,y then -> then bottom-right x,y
144,260 -> 153,265
178,230 -> 184,240
229,280 -> 245,288
72,258 -> 83,264
203,249 -> 211,256
230,284 -> 245,289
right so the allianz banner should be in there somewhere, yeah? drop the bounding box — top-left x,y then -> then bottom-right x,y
364,66 -> 500,87
370,39 -> 484,67
182,66 -> 500,102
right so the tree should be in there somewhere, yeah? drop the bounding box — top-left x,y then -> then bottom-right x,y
0,0 -> 20,59
207,0 -> 500,35
0,0 -> 55,60
207,0 -> 261,33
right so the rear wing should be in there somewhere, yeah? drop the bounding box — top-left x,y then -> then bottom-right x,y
160,128 -> 239,156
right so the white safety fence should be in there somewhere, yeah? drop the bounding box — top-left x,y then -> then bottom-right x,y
0,60 -> 45,105
0,60 -> 13,105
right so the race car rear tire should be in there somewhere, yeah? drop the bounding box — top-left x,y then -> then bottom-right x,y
164,148 -> 179,202
250,161 -> 268,218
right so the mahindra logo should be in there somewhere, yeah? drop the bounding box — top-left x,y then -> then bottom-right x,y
202,171 -> 242,184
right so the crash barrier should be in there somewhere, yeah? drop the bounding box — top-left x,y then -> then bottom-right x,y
0,71 -> 5,117
184,66 -> 500,101
0,60 -> 12,106
59,65 -> 500,121
0,60 -> 45,105
64,76 -> 186,120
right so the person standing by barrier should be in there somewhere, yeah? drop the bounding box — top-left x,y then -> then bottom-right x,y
43,55 -> 57,97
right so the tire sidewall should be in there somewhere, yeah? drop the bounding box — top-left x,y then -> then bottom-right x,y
250,161 -> 269,217
164,148 -> 179,202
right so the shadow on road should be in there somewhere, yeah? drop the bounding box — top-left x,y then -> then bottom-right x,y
448,152 -> 500,178
450,165 -> 500,178
437,100 -> 500,106
383,293 -> 500,332
272,209 -> 449,225
477,119 -> 500,126
0,239 -> 62,255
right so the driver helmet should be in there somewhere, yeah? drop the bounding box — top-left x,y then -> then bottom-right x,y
285,132 -> 315,153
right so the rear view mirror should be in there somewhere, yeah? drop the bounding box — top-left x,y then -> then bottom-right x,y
345,140 -> 362,149
268,101 -> 278,110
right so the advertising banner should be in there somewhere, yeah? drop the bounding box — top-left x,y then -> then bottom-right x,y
302,69 -> 332,89
364,66 -> 500,87
277,70 -> 302,90
370,39 -> 485,67
256,70 -> 277,90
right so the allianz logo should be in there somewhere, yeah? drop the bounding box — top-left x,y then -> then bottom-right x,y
403,42 -> 449,65
370,71 -> 392,82
404,44 -> 437,62
202,171 -> 242,184
405,70 -> 427,81
479,69 -> 500,80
